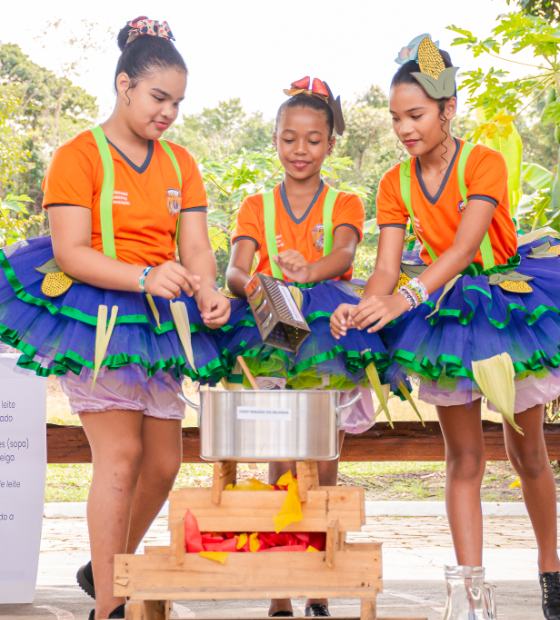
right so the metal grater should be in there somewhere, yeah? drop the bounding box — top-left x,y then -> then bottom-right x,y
245,273 -> 311,353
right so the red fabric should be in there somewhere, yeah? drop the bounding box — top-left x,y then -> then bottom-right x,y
184,516 -> 326,554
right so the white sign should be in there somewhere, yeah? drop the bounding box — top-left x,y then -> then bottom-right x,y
0,354 -> 47,604
278,285 -> 304,321
236,406 -> 292,421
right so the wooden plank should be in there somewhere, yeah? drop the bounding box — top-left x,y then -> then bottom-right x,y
169,520 -> 184,565
114,549 -> 381,598
144,547 -> 170,555
48,421 -> 560,463
123,586 -> 380,601
143,600 -> 169,620
168,487 -> 363,533
125,600 -> 144,620
212,462 -> 237,504
326,520 -> 339,569
296,461 -> 320,503
360,599 -> 376,620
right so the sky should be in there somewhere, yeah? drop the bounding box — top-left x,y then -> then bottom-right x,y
0,0 -> 533,121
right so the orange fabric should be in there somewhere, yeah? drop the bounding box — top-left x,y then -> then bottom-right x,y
232,183 -> 364,281
376,139 -> 517,267
42,129 -> 207,266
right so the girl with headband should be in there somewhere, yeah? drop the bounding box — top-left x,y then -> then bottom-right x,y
331,34 -> 560,619
0,17 -> 230,620
224,77 -> 387,618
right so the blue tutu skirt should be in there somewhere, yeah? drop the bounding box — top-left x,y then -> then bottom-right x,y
219,279 -> 388,389
382,236 -> 560,406
0,236 -> 226,383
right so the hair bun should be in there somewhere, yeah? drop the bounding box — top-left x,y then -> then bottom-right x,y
117,16 -> 148,51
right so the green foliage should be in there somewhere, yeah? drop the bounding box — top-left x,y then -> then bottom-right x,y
448,7 -> 560,232
0,194 -> 44,246
506,0 -> 560,23
166,99 -> 274,160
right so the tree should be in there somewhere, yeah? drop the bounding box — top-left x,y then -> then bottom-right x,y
448,8 -> 560,229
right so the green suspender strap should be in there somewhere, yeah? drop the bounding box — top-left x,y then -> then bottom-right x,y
90,127 -> 183,257
159,139 -> 183,245
457,142 -> 495,270
263,186 -> 339,280
399,142 -> 496,270
91,126 -> 117,259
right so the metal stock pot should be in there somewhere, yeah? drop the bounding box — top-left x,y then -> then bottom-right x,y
179,389 -> 361,462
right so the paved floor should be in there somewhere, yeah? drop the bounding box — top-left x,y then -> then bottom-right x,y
0,516 -> 549,620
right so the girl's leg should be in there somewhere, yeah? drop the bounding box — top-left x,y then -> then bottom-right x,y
126,417 -> 183,553
268,431 -> 345,616
502,404 -> 560,573
80,410 -> 144,620
437,401 -> 486,566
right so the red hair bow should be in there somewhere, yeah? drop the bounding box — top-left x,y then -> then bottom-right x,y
126,17 -> 175,46
283,76 -> 346,136
283,76 -> 329,100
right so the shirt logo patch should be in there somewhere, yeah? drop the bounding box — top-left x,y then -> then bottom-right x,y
312,224 -> 324,251
458,200 -> 466,214
167,189 -> 182,216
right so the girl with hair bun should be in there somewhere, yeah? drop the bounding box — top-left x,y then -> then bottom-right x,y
0,17 -> 230,620
224,77 -> 387,618
332,34 -> 560,619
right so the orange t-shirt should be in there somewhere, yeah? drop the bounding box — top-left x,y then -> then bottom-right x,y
376,139 -> 517,267
42,129 -> 208,266
232,181 -> 364,281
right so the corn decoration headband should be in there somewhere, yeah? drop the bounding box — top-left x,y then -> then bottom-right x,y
284,76 -> 346,136
395,34 -> 458,100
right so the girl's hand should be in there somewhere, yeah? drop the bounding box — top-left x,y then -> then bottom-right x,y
144,261 -> 201,299
352,293 -> 410,333
196,288 -> 231,328
330,303 -> 358,339
272,250 -> 312,283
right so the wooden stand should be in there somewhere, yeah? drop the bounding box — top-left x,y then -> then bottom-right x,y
113,462 -> 426,620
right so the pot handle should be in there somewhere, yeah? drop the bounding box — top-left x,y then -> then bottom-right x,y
178,392 -> 202,426
336,392 -> 362,415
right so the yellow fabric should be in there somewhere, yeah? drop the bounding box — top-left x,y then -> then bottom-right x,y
273,470 -> 303,533
307,545 -> 319,552
225,479 -> 274,491
249,532 -> 260,552
199,551 -> 229,564
235,533 -> 248,549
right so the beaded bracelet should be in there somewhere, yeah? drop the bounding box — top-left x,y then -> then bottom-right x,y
398,285 -> 418,311
408,277 -> 429,303
139,266 -> 153,293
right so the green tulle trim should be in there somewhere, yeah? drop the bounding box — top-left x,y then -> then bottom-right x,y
223,336 -> 389,388
392,345 -> 560,384
0,249 -> 210,335
425,281 -> 560,329
0,315 -> 226,381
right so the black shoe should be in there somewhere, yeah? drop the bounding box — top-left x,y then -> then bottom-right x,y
88,604 -> 126,620
109,604 -> 126,618
269,612 -> 294,617
305,604 -> 330,617
541,572 -> 560,620
77,561 -> 95,599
